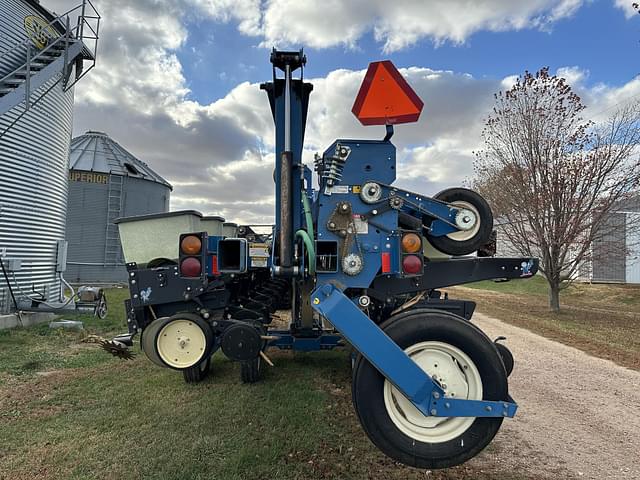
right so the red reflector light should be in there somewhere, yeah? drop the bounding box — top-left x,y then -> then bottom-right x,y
180,257 -> 202,277
402,255 -> 422,275
181,235 -> 202,255
381,252 -> 391,273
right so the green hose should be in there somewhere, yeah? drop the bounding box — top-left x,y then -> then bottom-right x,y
301,192 -> 314,241
297,192 -> 316,275
295,229 -> 315,275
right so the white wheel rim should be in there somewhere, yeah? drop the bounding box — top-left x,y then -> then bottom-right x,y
156,319 -> 207,369
383,341 -> 483,444
446,201 -> 480,242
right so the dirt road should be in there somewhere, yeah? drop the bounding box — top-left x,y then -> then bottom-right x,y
471,313 -> 640,480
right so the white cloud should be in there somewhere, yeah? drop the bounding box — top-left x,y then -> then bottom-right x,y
613,0 -> 639,19
556,66 -> 589,85
43,0 -> 640,225
258,0 -> 587,52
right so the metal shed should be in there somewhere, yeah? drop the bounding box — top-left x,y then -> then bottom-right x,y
65,131 -> 172,284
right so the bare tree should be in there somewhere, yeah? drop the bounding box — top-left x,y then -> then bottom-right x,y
473,68 -> 640,311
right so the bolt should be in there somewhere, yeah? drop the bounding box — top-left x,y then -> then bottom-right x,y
445,402 -> 451,408
130,272 -> 135,277
432,392 -> 440,399
372,209 -> 378,215
430,409 -> 437,416
133,294 -> 138,299
329,222 -> 336,228
503,411 -> 508,416
485,406 -> 492,412
341,203 -> 349,211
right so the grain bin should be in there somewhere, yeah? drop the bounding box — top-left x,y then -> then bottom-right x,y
65,131 -> 172,283
0,0 -> 96,315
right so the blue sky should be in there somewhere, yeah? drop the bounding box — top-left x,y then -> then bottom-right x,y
178,0 -> 639,105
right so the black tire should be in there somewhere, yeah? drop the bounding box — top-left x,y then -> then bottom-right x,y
427,188 -> 493,256
240,356 -> 262,383
495,342 -> 514,377
352,309 -> 507,470
183,356 -> 212,383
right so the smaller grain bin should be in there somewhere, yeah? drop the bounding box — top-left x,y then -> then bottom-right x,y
65,131 -> 172,283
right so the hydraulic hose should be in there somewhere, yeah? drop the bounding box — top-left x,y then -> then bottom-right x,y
301,192 -> 314,242
295,229 -> 315,276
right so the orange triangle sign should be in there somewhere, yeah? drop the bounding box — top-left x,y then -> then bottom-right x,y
352,61 -> 424,126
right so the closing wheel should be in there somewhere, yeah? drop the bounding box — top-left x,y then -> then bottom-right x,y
141,313 -> 214,370
183,356 -> 212,383
427,188 -> 493,256
352,309 -> 507,469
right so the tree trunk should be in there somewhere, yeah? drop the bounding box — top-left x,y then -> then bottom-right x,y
549,283 -> 561,312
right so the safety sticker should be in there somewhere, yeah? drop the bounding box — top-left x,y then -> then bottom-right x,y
353,215 -> 368,234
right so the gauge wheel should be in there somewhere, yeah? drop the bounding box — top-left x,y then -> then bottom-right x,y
240,356 -> 263,384
183,356 -> 212,383
427,188 -> 493,256
141,313 -> 214,370
351,308 -> 508,469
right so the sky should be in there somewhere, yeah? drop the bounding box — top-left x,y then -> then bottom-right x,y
46,0 -> 640,224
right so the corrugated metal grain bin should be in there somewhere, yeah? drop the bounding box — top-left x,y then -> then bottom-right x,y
65,131 -> 172,283
115,211 -> 202,266
0,0 -> 73,313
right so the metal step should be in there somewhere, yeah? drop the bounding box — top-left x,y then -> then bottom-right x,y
0,40 -> 84,117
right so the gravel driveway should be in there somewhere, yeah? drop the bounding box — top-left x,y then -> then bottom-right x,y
472,313 -> 640,480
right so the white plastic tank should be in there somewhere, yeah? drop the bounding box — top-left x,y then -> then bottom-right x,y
201,215 -> 225,236
222,222 -> 239,238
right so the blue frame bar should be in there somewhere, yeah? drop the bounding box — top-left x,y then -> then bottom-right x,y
310,283 -> 518,418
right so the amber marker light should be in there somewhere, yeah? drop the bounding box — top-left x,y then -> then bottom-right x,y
401,233 -> 422,253
181,235 -> 202,255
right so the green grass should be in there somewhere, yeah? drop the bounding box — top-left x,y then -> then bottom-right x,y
0,287 -> 129,379
465,275 -> 550,296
